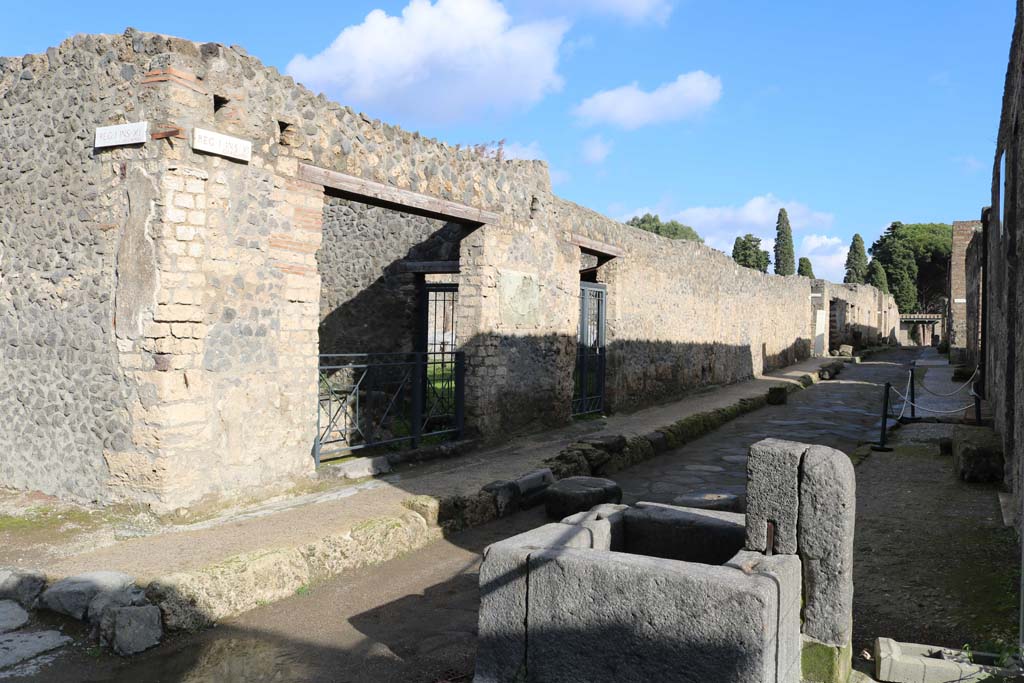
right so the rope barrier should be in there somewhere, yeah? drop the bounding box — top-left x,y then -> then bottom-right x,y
892,371 -> 912,420
889,385 -> 974,415
915,367 -> 978,397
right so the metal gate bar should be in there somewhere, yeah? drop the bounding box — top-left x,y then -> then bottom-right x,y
573,283 -> 606,416
314,351 -> 465,465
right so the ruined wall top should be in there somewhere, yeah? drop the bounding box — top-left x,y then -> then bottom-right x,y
1,28 -> 551,220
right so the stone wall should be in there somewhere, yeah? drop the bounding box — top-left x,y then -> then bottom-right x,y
0,28 -> 898,509
548,199 -> 821,413
0,35 -> 149,504
815,281 -> 899,351
973,0 -> 1024,515
318,198 -> 468,356
965,227 -> 984,367
949,221 -> 981,359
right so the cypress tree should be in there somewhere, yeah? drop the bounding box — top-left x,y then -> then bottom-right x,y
866,259 -> 889,293
844,233 -> 869,283
797,257 -> 815,278
773,208 -> 795,275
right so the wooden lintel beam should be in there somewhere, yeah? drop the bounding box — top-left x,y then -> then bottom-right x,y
398,260 -> 460,274
569,233 -> 626,258
298,163 -> 500,226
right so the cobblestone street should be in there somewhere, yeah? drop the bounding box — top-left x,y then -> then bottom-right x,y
615,348 -> 920,507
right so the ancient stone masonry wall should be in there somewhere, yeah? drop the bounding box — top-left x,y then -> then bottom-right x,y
0,35 -> 156,504
550,199 -> 817,413
318,199 -> 467,356
965,229 -> 984,367
983,0 -> 1024,510
817,281 -> 899,350
949,221 -> 981,359
1,29 -> 553,506
0,28 -> 900,507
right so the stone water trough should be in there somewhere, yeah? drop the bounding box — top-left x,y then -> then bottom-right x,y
474,438 -> 857,683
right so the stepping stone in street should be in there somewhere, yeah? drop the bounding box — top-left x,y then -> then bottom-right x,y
672,492 -> 741,512
683,464 -> 726,473
0,601 -> 28,634
545,477 -> 622,519
0,631 -> 71,670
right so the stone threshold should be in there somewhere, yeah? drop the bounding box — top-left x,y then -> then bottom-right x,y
3,351 -> 881,647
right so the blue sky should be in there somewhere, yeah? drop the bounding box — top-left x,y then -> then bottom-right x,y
4,1 -> 1013,280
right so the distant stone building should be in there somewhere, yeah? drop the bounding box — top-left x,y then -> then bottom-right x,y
947,220 -> 982,361
0,29 -> 899,511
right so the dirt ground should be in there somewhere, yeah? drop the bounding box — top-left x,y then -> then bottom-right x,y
852,422 -> 1020,665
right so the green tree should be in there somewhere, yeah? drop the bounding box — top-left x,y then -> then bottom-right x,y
869,221 -> 951,312
626,213 -> 702,242
866,259 -> 889,293
732,234 -> 771,272
797,257 -> 815,278
844,233 -> 869,284
773,208 -> 795,275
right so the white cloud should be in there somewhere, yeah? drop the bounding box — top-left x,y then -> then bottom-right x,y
501,140 -> 545,160
581,134 -> 612,164
671,193 -> 834,251
573,71 -> 722,129
799,234 -> 849,282
287,0 -> 568,124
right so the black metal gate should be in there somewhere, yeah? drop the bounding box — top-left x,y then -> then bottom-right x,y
572,282 -> 606,416
314,281 -> 464,464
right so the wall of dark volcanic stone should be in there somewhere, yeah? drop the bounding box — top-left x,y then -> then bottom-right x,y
0,37 -> 148,504
318,198 -> 469,356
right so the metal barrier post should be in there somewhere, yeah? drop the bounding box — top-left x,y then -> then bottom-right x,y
314,364 -> 323,467
909,369 -> 916,419
411,353 -> 424,449
872,382 -> 893,452
454,353 -> 465,438
975,394 -> 982,425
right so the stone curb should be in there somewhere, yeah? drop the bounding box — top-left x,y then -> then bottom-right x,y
425,357 -> 844,535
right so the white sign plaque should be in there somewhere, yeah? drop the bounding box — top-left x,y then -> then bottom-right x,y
94,121 -> 148,148
954,298 -> 967,304
192,127 -> 252,162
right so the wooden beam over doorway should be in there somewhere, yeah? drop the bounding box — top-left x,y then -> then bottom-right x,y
397,260 -> 460,274
298,163 -> 501,226
568,233 -> 627,258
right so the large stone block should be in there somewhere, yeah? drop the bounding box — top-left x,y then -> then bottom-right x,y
952,425 -> 1004,483
101,605 -> 163,656
39,571 -> 139,622
544,476 -> 622,519
475,523 -> 594,683
562,502 -> 628,551
624,503 -> 745,565
0,600 -> 29,634
727,551 -> 803,683
798,445 -> 855,647
0,630 -> 71,670
746,438 -> 807,554
0,569 -> 46,608
524,547 -> 801,683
